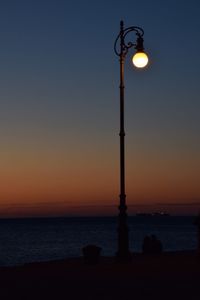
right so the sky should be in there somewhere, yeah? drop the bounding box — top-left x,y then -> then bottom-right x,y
0,0 -> 200,217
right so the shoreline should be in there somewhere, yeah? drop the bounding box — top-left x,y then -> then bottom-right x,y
0,249 -> 196,269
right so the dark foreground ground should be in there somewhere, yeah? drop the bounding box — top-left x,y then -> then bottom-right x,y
0,251 -> 199,300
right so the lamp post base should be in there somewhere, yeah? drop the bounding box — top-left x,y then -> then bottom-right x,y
116,251 -> 132,262
116,208 -> 132,262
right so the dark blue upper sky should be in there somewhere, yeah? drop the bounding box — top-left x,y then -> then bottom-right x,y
1,0 -> 200,131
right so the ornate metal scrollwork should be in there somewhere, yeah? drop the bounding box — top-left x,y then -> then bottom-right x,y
114,25 -> 144,57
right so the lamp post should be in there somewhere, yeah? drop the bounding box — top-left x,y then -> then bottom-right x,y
114,20 -> 148,261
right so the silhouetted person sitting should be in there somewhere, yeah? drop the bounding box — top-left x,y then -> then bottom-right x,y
151,235 -> 163,254
142,235 -> 163,254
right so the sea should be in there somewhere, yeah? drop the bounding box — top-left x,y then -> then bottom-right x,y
0,216 -> 197,267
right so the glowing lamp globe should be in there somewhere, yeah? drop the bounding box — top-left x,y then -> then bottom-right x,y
132,52 -> 148,68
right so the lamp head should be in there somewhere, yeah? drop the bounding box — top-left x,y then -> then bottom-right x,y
132,35 -> 149,68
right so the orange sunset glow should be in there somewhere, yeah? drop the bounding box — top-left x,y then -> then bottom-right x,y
0,131 -> 199,217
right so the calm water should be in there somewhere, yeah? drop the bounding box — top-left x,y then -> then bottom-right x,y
0,216 -> 197,266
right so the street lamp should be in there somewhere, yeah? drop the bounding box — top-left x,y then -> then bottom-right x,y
114,20 -> 148,261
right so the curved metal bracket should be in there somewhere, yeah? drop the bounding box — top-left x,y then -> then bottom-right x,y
114,23 -> 144,57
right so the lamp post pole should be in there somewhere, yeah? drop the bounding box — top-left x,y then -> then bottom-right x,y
114,20 -> 148,261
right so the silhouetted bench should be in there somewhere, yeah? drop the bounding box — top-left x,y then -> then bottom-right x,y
82,244 -> 102,265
